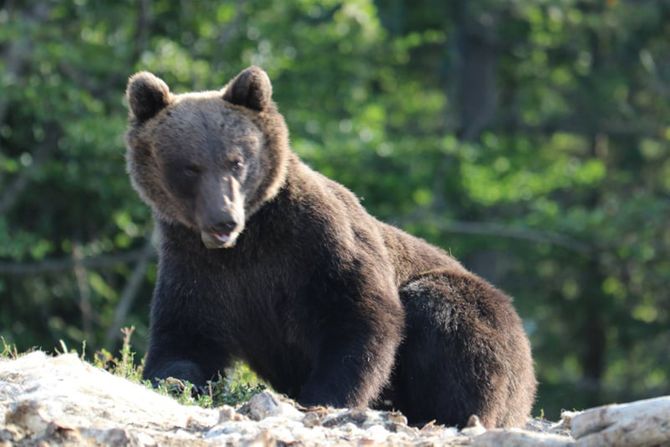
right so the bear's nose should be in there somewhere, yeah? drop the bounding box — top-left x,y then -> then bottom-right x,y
210,220 -> 237,235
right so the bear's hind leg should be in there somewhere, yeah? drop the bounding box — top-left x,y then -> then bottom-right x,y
390,271 -> 536,428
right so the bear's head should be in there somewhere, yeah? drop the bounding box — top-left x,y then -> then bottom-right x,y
125,66 -> 289,249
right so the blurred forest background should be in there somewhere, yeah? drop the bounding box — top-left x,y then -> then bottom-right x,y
1,0 -> 669,418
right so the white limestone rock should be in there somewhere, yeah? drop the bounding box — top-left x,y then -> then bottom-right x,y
1,351 -> 667,446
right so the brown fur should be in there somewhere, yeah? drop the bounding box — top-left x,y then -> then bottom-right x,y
125,67 -> 536,428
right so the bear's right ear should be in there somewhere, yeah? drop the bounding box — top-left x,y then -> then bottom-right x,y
126,72 -> 171,123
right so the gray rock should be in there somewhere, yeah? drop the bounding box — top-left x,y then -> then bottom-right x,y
238,390 -> 303,421
1,351 -> 666,446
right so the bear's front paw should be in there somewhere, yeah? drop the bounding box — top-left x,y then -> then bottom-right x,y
144,359 -> 207,388
161,377 -> 207,398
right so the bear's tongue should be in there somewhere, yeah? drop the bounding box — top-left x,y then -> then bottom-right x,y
201,229 -> 239,249
212,232 -> 231,243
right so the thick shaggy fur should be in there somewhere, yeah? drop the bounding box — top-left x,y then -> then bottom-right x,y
125,67 -> 536,428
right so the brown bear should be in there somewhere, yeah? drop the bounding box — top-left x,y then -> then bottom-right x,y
125,66 -> 536,428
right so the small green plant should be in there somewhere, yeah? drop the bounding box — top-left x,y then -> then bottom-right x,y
90,327 -> 265,408
94,326 -> 144,382
152,366 -> 266,408
0,336 -> 18,358
203,369 -> 266,407
154,377 -> 200,406
118,326 -> 143,381
54,339 -> 88,360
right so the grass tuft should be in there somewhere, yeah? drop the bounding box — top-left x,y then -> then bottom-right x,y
92,327 -> 265,407
3,328 -> 264,408
0,336 -> 18,359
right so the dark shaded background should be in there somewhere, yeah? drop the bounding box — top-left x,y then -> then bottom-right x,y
1,0 -> 669,419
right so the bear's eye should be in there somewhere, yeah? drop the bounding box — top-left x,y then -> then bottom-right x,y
231,159 -> 244,173
183,165 -> 201,177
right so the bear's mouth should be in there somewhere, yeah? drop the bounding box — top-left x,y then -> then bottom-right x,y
213,231 -> 232,244
201,230 -> 240,249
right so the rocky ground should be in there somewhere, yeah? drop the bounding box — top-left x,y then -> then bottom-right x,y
1,352 -> 668,446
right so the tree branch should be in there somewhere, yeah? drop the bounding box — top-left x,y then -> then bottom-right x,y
394,213 -> 593,255
0,248 -> 156,276
440,220 -> 593,255
131,0 -> 152,64
105,238 -> 154,346
72,242 -> 94,342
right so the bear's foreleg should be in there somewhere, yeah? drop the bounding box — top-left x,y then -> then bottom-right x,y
298,285 -> 404,409
142,271 -> 231,388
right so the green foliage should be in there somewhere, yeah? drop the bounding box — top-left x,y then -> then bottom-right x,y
152,372 -> 266,408
94,326 -> 143,382
168,365 -> 267,408
1,0 -> 669,420
0,337 -> 18,359
91,327 -> 264,407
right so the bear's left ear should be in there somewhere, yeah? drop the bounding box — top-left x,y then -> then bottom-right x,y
126,71 -> 172,123
223,66 -> 272,111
